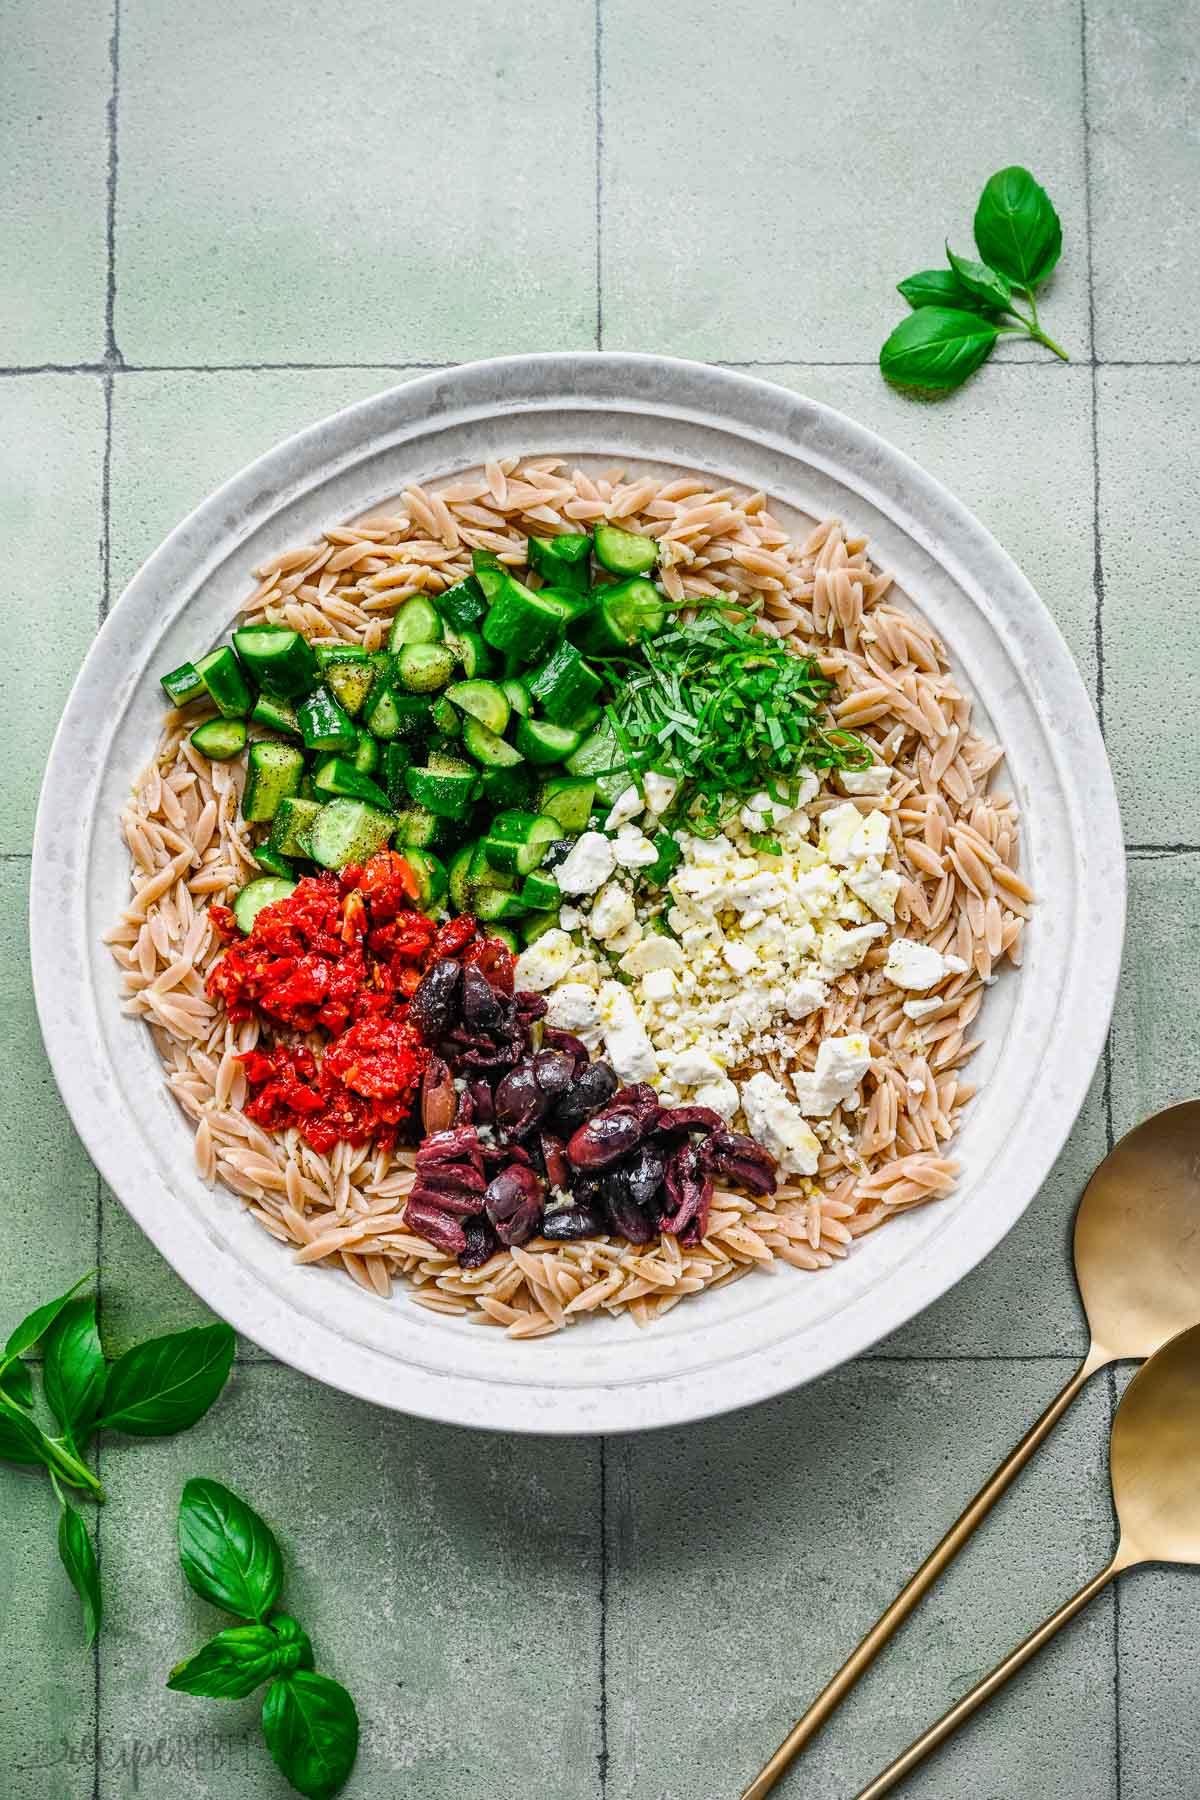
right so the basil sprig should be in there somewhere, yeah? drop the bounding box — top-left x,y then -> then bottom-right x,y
881,166 -> 1068,392
0,1273 -> 235,1645
169,1480 -> 359,1800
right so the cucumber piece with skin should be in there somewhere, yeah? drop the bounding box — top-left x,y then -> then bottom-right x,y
242,742 -> 306,823
514,716 -> 582,766
399,847 -> 448,910
480,574 -> 568,661
484,925 -> 520,953
232,625 -> 319,699
382,743 -> 416,807
593,523 -> 659,577
253,845 -> 296,881
161,661 -> 206,707
395,642 -> 456,694
387,596 -> 444,651
426,749 -> 474,776
462,716 -> 524,768
190,717 -> 248,761
447,841 -> 477,912
392,804 -> 443,849
537,774 -> 597,834
316,644 -> 370,667
521,909 -> 563,946
311,757 -> 392,810
251,694 -> 301,739
434,576 -> 487,631
445,630 -> 494,679
297,686 -> 358,754
195,647 -> 252,718
322,656 -> 377,717
233,877 -> 296,935
302,798 -> 396,870
467,841 -> 513,895
524,641 -> 603,728
477,763 -> 533,811
404,765 -> 476,820
445,679 -> 510,735
519,869 -> 561,910
268,796 -> 323,859
483,812 -> 561,878
564,720 -> 632,802
352,729 -> 380,775
577,578 -> 666,656
527,533 -> 593,591
501,678 -> 531,719
472,887 -> 527,923
364,685 -> 431,742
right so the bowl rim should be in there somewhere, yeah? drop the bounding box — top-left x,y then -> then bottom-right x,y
30,353 -> 1125,1434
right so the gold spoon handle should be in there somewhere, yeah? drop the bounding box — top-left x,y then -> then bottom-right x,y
741,1348 -> 1104,1800
851,1558 -> 1122,1799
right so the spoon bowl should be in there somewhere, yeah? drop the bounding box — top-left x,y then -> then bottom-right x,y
1111,1320 -> 1200,1568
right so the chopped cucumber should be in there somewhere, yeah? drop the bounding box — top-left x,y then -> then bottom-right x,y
485,925 -> 520,953
578,577 -> 666,656
462,716 -> 524,768
195,647 -> 252,717
520,869 -> 561,910
564,720 -> 630,802
501,678 -> 531,719
363,685 -> 430,741
302,798 -> 396,870
447,841 -> 476,912
528,533 -> 593,591
311,757 -> 391,810
468,841 -> 513,894
316,643 -> 370,667
477,763 -> 533,810
483,811 -> 561,877
253,845 -> 295,881
525,641 -> 603,728
242,742 -> 305,823
393,804 -> 443,848
593,523 -> 659,577
233,877 -> 296,935
472,887 -> 527,923
190,717 -> 248,761
387,596 -> 443,651
382,743 -> 415,807
472,548 -> 504,575
480,574 -> 567,660
322,655 -> 377,717
161,661 -> 206,707
232,625 -> 318,698
404,765 -> 476,820
352,729 -> 380,775
536,585 -> 596,627
446,679 -> 510,735
426,748 -> 473,775
400,847 -> 448,910
430,695 -> 460,736
297,686 -> 357,753
445,629 -> 494,679
434,576 -> 487,631
395,642 -> 456,693
521,909 -> 563,946
514,715 -> 582,766
537,774 -> 596,834
251,694 -> 301,739
268,796 -> 323,859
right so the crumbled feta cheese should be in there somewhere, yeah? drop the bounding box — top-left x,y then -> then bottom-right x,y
903,996 -> 945,1021
884,940 -> 967,991
606,921 -> 643,955
597,981 -> 658,1082
783,976 -> 828,1020
790,1033 -> 872,1117
513,929 -> 580,993
558,905 -> 583,931
819,921 -> 887,977
640,967 -> 677,1003
665,1047 -> 725,1087
642,771 -> 678,814
820,802 -> 866,865
618,934 -> 684,976
555,831 -> 616,895
839,762 -> 892,796
693,1075 -> 739,1121
849,808 -> 891,862
845,862 -> 902,922
543,980 -> 602,1042
611,824 -> 660,869
604,785 -> 643,831
589,882 -> 635,942
722,940 -> 757,976
741,1072 -> 821,1175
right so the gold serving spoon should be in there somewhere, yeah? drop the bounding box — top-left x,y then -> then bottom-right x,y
742,1097 -> 1200,1800
853,1317 -> 1200,1797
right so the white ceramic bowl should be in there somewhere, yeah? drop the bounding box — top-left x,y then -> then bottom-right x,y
31,355 -> 1124,1434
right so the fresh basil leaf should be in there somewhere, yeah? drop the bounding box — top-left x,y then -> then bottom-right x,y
57,1498 -> 102,1646
178,1477 -> 283,1622
3,1271 -> 96,1365
96,1321 -> 234,1436
168,1623 -> 285,1699
973,165 -> 1062,289
945,243 -> 1012,311
0,1360 -> 34,1409
879,307 -> 999,391
0,1390 -> 54,1466
261,1671 -> 360,1800
896,268 -> 1000,317
270,1613 -> 316,1675
43,1296 -> 106,1446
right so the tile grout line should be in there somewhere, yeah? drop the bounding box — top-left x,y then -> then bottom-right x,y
598,1435 -> 608,1797
104,0 -> 123,369
5,356 -> 1200,380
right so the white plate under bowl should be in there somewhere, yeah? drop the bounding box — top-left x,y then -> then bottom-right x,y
30,355 -> 1124,1435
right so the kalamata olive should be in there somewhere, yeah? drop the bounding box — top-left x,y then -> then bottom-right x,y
659,1141 -> 714,1241
532,1049 -> 573,1099
484,1163 -> 545,1247
494,1063 -> 547,1133
404,1195 -> 467,1256
420,1056 -> 457,1135
466,1078 -> 495,1126
412,1163 -> 487,1197
539,839 -> 574,871
408,958 -> 462,1041
459,1214 -> 498,1270
417,1125 -> 484,1171
540,1132 -> 571,1191
600,1171 -> 657,1244
462,964 -> 503,1028
654,1105 -> 724,1136
408,1179 -> 485,1218
567,1110 -> 644,1170
626,1143 -> 666,1208
541,1202 -> 603,1241
552,1061 -> 619,1134
702,1130 -> 778,1196
542,1028 -> 590,1077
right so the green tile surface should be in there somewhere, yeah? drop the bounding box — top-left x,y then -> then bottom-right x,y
115,1 -> 596,364
0,0 -> 110,363
0,377 -> 106,853
601,0 -> 1089,361
3,0 -> 1199,1794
